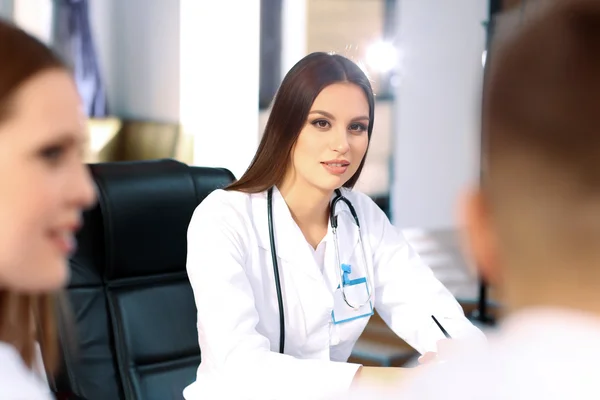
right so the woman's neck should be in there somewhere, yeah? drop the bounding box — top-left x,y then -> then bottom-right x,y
277,179 -> 332,247
505,276 -> 600,319
278,183 -> 330,225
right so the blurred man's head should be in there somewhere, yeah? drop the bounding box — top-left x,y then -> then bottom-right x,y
462,0 -> 600,310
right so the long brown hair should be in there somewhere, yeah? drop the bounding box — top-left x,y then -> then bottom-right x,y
227,52 -> 375,193
0,19 -> 69,376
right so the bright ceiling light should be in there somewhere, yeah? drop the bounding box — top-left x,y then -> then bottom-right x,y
365,40 -> 398,74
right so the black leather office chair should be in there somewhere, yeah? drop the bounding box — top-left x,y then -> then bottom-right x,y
50,159 -> 235,400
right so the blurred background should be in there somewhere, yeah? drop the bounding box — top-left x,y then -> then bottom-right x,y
1,0 -> 523,367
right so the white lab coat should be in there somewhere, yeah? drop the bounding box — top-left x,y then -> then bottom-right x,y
395,307 -> 600,399
184,187 -> 483,400
0,341 -> 53,399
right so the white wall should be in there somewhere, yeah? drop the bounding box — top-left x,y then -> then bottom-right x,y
89,0 -> 181,122
180,0 -> 260,179
391,0 -> 488,230
0,0 -> 13,19
9,0 -> 181,123
11,0 -> 52,43
90,0 -> 261,178
88,0 -> 114,115
281,0 -> 307,79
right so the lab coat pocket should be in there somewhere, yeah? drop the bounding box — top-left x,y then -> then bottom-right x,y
332,279 -> 374,325
335,311 -> 371,344
328,232 -> 374,345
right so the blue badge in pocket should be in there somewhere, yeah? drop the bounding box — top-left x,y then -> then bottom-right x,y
331,277 -> 374,324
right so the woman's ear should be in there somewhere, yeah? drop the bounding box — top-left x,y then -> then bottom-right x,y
458,188 -> 501,285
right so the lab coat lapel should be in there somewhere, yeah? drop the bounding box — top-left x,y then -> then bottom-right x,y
323,229 -> 340,294
253,188 -> 333,346
253,188 -> 322,282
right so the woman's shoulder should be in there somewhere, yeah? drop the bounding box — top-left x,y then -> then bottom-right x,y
0,342 -> 52,399
339,188 -> 383,213
189,188 -> 266,233
338,188 -> 392,233
194,188 -> 254,215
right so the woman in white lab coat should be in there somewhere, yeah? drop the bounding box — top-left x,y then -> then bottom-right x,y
185,52 -> 484,399
0,20 -> 96,399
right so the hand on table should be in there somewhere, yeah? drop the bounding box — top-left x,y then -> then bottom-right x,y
417,338 -> 455,365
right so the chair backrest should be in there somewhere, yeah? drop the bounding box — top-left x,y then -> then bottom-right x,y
52,159 -> 235,400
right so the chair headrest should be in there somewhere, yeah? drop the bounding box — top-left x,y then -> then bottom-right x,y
90,159 -> 234,281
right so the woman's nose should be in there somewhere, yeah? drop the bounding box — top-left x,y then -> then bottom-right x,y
70,163 -> 97,210
330,128 -> 350,154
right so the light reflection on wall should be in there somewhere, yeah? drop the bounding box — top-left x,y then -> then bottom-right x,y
179,0 -> 261,179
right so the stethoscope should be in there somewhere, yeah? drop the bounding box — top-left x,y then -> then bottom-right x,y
267,187 -> 372,354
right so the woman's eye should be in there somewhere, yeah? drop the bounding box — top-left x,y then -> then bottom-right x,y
40,145 -> 65,164
349,123 -> 367,132
312,119 -> 330,129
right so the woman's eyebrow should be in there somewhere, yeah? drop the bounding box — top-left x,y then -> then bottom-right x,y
308,110 -> 335,120
309,110 -> 370,122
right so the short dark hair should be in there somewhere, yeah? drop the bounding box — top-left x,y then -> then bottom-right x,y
483,0 -> 600,203
227,52 -> 375,193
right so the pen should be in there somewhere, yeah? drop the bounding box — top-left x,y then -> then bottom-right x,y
431,315 -> 452,339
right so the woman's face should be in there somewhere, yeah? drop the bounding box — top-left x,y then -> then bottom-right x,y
0,69 -> 96,293
287,82 -> 370,193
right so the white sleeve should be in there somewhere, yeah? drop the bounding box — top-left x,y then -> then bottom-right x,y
364,197 -> 485,355
186,193 -> 360,400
